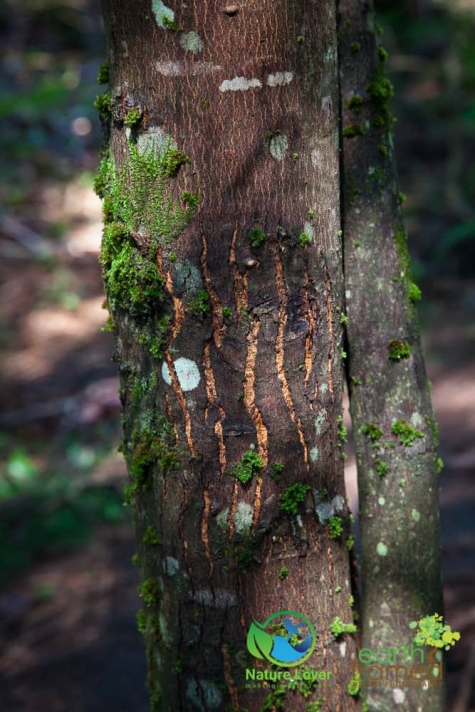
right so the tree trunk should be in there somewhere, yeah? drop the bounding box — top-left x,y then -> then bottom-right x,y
338,1 -> 444,710
98,1 -> 359,710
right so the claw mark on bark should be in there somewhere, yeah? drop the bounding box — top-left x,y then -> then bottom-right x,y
203,343 -> 226,473
274,249 -> 309,466
303,268 -> 315,389
201,488 -> 213,576
163,351 -> 195,455
243,319 -> 268,528
200,223 -> 225,348
229,222 -> 248,322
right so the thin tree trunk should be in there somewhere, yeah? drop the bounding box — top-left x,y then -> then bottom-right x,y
338,1 -> 444,710
98,1 -> 359,710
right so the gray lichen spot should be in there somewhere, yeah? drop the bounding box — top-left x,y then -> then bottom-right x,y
269,134 -> 288,161
161,358 -> 201,391
377,542 -> 388,556
313,492 -> 345,523
137,126 -> 175,158
411,412 -> 423,426
163,556 -> 179,576
186,680 -> 223,711
156,60 -> 221,76
302,222 -> 314,243
315,411 -> 327,436
216,508 -> 229,531
411,509 -> 421,522
339,641 -> 347,658
378,497 -> 385,506
324,46 -> 336,63
310,446 -> 319,463
234,501 -> 254,534
267,71 -> 294,87
174,260 -> 203,296
152,0 -> 174,28
192,589 -> 237,609
219,77 -> 262,92
180,31 -> 204,54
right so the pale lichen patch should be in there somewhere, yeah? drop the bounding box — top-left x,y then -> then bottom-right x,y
180,31 -> 204,53
377,542 -> 388,556
156,60 -> 221,76
233,501 -> 254,534
267,71 -> 294,86
269,134 -> 288,161
152,0 -> 174,28
310,446 -> 319,463
163,556 -> 179,576
411,509 -> 421,522
162,357 -> 201,391
314,492 -> 345,523
219,77 -> 262,92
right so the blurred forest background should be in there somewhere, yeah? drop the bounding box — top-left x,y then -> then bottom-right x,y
0,0 -> 474,710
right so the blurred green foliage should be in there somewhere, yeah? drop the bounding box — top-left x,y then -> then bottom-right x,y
0,435 -> 127,584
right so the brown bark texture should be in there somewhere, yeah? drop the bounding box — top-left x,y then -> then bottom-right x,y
98,1 -> 360,711
338,0 -> 444,710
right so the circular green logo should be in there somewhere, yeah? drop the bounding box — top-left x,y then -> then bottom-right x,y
246,610 -> 316,667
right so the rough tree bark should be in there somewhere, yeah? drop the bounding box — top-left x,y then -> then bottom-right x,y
97,1 -> 359,711
339,1 -> 444,710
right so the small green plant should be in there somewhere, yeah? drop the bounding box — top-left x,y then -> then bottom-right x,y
346,536 -> 355,550
270,462 -> 284,481
305,702 -> 323,712
330,617 -> 357,638
351,376 -> 362,386
388,339 -> 411,361
339,312 -> 349,325
361,423 -> 383,441
279,483 -> 311,515
347,671 -> 361,697
335,586 -> 342,593
374,459 -> 388,477
408,283 -> 422,302
391,419 -> 424,447
188,289 -> 210,315
348,95 -> 364,109
139,578 -> 159,606
328,516 -> 344,539
410,614 -> 461,650
337,415 -> 347,444
278,566 -> 289,580
342,125 -> 365,138
143,526 -> 160,545
222,306 -> 232,317
351,42 -> 361,53
97,61 -> 109,85
299,230 -> 312,246
227,448 -> 263,485
124,107 -> 142,126
137,609 -> 147,634
94,92 -> 111,119
248,225 -> 266,247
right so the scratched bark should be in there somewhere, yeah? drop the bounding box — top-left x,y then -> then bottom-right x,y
101,1 -> 359,710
